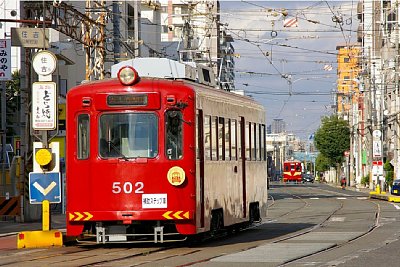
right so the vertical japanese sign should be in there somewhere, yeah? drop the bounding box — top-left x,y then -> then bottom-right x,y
0,39 -> 11,80
32,82 -> 57,130
372,130 -> 382,158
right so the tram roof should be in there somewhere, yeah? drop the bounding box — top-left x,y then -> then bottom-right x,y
111,58 -> 216,87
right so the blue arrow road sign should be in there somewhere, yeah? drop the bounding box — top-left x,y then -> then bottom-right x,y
29,172 -> 61,204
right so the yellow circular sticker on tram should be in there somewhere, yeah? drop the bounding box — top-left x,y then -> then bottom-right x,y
35,149 -> 52,166
167,166 -> 185,186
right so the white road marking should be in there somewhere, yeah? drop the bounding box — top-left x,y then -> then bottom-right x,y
392,203 -> 400,210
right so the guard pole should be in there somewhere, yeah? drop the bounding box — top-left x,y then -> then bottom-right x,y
42,200 -> 50,231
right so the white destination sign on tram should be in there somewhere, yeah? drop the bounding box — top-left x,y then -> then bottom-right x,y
142,194 -> 167,208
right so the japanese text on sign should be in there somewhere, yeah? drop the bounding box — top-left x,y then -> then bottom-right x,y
32,82 -> 57,130
142,194 -> 167,209
0,39 -> 11,80
11,28 -> 49,48
32,50 -> 57,76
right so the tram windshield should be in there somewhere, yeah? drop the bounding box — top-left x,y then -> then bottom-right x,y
99,113 -> 158,158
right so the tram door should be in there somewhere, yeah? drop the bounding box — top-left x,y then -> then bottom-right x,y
197,110 -> 205,227
240,116 -> 247,217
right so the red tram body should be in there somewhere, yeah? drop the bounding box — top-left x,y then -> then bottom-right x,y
66,58 -> 268,243
283,161 -> 302,183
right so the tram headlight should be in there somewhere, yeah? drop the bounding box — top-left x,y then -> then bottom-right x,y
117,66 -> 139,85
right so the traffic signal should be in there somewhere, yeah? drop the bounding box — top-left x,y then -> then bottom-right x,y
35,148 -> 53,171
33,142 -> 60,173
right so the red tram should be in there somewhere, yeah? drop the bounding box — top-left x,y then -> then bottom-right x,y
283,161 -> 302,183
66,58 -> 268,243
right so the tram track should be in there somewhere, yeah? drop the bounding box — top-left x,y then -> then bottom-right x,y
0,186 -> 382,267
278,198 -> 382,266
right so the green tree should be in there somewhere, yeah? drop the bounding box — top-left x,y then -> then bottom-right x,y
5,71 -> 21,139
314,115 -> 350,178
384,161 -> 394,187
315,153 -> 331,172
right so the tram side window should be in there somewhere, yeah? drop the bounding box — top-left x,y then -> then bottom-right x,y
225,118 -> 230,160
238,119 -> 242,159
231,119 -> 237,160
204,115 -> 211,160
218,117 -> 224,160
246,122 -> 251,160
251,122 -> 256,160
166,110 -> 183,160
77,114 -> 90,159
211,116 -> 218,160
261,124 -> 266,161
255,123 -> 260,161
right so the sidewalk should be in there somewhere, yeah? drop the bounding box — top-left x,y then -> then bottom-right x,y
0,213 -> 66,237
329,182 -> 400,203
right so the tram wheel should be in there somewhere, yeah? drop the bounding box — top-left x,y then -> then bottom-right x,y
249,202 -> 261,223
210,209 -> 223,235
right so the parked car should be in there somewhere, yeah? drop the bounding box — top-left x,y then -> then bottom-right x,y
302,173 -> 314,183
391,179 -> 400,195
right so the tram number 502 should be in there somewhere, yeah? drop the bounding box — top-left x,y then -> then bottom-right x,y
112,181 -> 144,194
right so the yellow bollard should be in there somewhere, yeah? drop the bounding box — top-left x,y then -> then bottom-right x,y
376,184 -> 381,194
17,200 -> 63,248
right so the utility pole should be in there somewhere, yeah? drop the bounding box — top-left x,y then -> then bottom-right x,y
23,1 -> 106,80
112,1 -> 121,64
1,81 -> 5,192
394,0 -> 400,182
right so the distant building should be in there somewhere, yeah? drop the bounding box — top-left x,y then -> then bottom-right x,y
0,1 -> 20,72
271,119 -> 286,134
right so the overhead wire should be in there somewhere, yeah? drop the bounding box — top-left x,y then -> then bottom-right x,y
222,1 -> 357,136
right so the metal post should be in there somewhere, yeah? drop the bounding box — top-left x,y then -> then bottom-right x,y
112,1 -> 121,64
1,81 -> 6,193
395,2 -> 400,181
134,0 -> 140,58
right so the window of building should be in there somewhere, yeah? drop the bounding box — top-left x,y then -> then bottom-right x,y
173,6 -> 181,14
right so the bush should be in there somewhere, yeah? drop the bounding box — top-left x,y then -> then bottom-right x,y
361,174 -> 370,186
384,161 -> 394,186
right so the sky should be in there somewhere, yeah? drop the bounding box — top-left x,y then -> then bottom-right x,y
219,1 -> 358,140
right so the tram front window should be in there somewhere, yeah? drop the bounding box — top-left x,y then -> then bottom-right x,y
99,113 -> 158,158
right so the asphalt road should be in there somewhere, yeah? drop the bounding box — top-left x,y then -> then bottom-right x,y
0,182 -> 399,267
